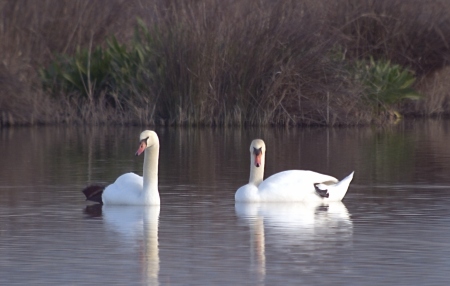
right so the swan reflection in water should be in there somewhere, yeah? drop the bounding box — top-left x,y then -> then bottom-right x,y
102,205 -> 160,285
235,201 -> 353,281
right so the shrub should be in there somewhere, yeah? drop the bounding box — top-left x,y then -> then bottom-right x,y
3,0 -> 450,126
353,57 -> 421,118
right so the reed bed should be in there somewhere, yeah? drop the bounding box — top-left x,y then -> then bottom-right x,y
1,0 -> 449,126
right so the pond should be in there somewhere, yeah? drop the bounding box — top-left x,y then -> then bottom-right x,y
1,120 -> 450,285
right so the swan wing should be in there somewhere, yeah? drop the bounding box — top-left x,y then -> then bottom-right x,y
258,170 -> 339,202
102,172 -> 143,205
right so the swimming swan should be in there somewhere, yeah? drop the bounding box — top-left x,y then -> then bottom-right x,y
82,130 -> 160,205
235,139 -> 354,202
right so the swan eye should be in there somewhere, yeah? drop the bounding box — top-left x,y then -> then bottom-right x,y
253,147 -> 262,156
140,137 -> 149,145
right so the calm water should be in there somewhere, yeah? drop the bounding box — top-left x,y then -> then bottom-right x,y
1,120 -> 450,285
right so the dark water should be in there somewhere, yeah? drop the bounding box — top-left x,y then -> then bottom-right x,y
1,120 -> 450,285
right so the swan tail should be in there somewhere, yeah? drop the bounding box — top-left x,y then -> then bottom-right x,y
82,185 -> 105,204
328,171 -> 354,201
314,183 -> 329,198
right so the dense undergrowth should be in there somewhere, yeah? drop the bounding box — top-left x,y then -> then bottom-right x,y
1,0 -> 450,126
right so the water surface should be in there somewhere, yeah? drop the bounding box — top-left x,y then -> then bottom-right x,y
1,120 -> 450,285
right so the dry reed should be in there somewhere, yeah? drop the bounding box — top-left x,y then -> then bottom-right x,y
1,0 -> 450,126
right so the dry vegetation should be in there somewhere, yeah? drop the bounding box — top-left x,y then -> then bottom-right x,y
1,0 -> 450,126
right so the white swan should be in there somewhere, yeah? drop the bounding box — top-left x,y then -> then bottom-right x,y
235,139 -> 354,202
82,130 -> 160,205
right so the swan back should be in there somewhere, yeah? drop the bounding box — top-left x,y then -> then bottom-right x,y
102,172 -> 144,205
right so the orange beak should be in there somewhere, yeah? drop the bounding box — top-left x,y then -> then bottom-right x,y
254,153 -> 262,167
135,140 -> 147,156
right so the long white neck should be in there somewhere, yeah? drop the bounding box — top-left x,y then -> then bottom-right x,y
249,153 -> 265,187
142,143 -> 160,204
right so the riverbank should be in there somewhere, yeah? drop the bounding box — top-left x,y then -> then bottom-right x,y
1,0 -> 449,127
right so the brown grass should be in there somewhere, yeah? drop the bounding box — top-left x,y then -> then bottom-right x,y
1,0 -> 450,126
0,0 -> 140,125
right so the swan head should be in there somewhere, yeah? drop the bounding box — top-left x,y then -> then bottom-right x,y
135,130 -> 159,156
250,139 -> 266,168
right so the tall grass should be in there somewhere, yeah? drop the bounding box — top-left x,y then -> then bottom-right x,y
0,0 -> 138,125
327,0 -> 450,75
1,0 -> 450,126
40,0 -> 367,126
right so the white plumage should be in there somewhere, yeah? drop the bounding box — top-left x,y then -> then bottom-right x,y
83,130 -> 161,205
235,139 -> 354,203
